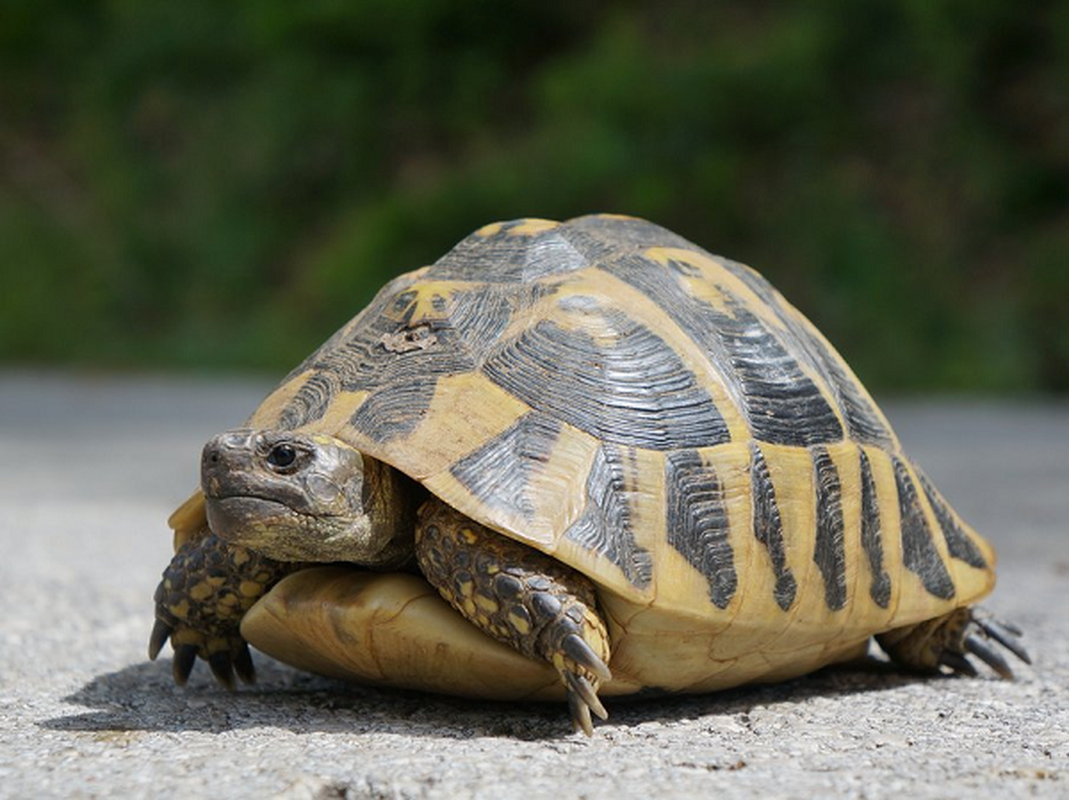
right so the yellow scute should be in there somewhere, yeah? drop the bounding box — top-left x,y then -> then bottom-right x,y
375,372 -> 529,481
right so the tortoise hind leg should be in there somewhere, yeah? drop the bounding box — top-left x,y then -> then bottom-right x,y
877,607 -> 1031,679
415,499 -> 612,735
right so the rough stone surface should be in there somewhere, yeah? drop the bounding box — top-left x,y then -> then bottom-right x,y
0,372 -> 1066,799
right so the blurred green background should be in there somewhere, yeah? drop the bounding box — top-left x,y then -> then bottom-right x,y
2,1 -> 1067,392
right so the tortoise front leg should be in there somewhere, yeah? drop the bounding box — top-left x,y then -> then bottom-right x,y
415,500 -> 613,735
149,531 -> 296,688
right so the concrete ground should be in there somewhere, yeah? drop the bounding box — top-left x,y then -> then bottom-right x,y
0,371 -> 1066,799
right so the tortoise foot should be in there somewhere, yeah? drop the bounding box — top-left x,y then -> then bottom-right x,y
150,532 -> 293,688
877,607 -> 1030,679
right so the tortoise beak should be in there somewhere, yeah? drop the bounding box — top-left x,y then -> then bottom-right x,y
201,429 -> 259,498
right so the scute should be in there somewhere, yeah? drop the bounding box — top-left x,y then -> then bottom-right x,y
603,253 -> 846,447
561,444 -> 654,591
448,411 -> 563,522
481,310 -> 731,451
244,214 -> 996,632
664,449 -> 736,609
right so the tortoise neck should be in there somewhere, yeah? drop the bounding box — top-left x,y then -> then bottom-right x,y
361,455 -> 423,570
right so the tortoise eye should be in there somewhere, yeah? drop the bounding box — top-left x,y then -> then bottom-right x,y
267,443 -> 298,470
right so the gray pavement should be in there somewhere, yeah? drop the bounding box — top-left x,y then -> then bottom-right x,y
0,371 -> 1066,799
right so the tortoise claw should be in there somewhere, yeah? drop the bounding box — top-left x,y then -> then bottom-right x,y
234,641 -> 256,685
567,689 -> 595,736
562,633 -> 613,683
939,650 -> 978,677
148,618 -> 173,661
156,629 -> 254,689
965,634 -> 1014,679
172,644 -> 198,686
989,618 -> 1023,637
565,671 -> 608,720
208,650 -> 237,691
558,633 -> 611,735
975,617 -> 1031,666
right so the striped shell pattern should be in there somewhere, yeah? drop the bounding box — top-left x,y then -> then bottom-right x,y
246,214 -> 995,679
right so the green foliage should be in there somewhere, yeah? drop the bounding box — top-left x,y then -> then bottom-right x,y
2,0 -> 1066,390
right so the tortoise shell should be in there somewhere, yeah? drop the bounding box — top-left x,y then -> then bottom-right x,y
173,214 -> 996,697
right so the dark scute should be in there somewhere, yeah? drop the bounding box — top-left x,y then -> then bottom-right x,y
519,231 -> 590,280
750,442 -> 797,610
563,445 -> 653,589
858,448 -> 892,608
915,468 -> 988,569
449,412 -> 563,520
482,308 -> 731,451
892,456 -> 956,600
811,446 -> 847,611
279,371 -> 339,431
602,254 -> 844,447
336,313 -> 477,442
552,228 -> 619,267
271,275 -> 418,429
563,215 -> 697,258
275,285 -> 516,441
432,219 -> 589,283
348,378 -> 442,443
430,222 -> 538,282
718,257 -> 894,449
665,450 -> 737,609
782,319 -> 894,449
718,300 -> 845,447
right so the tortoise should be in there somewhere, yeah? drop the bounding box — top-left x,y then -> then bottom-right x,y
149,214 -> 1028,734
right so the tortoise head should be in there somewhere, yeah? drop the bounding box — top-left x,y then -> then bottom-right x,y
200,429 -> 414,567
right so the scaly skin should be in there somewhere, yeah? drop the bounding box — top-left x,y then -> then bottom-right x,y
149,531 -> 297,688
415,499 -> 613,734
